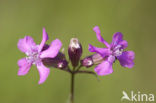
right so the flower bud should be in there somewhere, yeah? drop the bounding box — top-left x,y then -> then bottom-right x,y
68,38 -> 82,67
80,55 -> 93,67
42,52 -> 68,69
81,53 -> 104,68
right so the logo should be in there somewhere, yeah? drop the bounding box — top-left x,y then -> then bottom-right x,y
121,91 -> 155,102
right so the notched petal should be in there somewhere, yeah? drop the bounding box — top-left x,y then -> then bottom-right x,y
17,58 -> 32,76
111,32 -> 123,47
88,44 -> 110,57
118,51 -> 135,68
40,39 -> 62,58
17,36 -> 36,53
37,62 -> 50,84
94,60 -> 113,76
119,40 -> 128,49
113,32 -> 123,43
93,26 -> 110,47
38,28 -> 49,52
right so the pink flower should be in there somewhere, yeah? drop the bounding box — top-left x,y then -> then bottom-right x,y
89,26 -> 135,76
17,28 -> 62,84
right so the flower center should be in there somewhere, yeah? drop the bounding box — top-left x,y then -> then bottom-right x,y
108,55 -> 115,63
112,45 -> 123,57
25,46 -> 41,65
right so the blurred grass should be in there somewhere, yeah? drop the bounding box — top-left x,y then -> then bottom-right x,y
0,0 -> 156,103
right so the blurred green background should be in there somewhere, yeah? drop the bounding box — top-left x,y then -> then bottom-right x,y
0,0 -> 156,103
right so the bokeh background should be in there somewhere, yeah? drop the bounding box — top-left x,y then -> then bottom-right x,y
0,0 -> 156,103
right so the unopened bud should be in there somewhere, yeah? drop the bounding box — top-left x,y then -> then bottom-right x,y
81,53 -> 104,68
68,38 -> 82,67
42,52 -> 68,69
57,60 -> 68,69
81,55 -> 93,67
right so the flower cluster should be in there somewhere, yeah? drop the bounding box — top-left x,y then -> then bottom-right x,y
17,26 -> 135,84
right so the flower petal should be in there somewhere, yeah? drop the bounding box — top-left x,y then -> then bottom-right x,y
94,59 -> 113,76
117,51 -> 135,68
111,32 -> 128,49
17,58 -> 32,76
93,26 -> 110,47
40,39 -> 62,58
119,40 -> 128,49
37,62 -> 50,84
88,44 -> 110,57
112,32 -> 123,44
38,28 -> 49,52
17,36 -> 36,53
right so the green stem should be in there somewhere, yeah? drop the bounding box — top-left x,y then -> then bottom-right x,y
75,65 -> 82,71
69,66 -> 97,103
70,72 -> 75,103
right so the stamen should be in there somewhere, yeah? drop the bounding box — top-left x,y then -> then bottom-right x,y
25,46 -> 41,65
112,45 -> 123,57
114,45 -> 121,51
114,49 -> 123,57
108,55 -> 115,62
